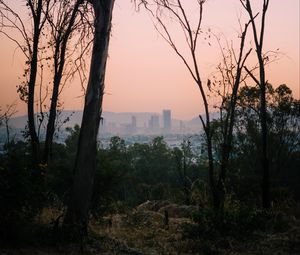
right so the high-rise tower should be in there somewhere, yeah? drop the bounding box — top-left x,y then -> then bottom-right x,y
148,115 -> 159,132
163,109 -> 171,132
131,115 -> 137,133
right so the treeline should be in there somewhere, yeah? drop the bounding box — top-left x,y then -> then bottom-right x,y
0,83 -> 299,244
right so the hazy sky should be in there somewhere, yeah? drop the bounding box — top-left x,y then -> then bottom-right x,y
0,0 -> 299,120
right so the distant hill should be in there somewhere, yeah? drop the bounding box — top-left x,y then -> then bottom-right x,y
187,112 -> 220,126
4,110 -> 219,132
6,111 -> 186,129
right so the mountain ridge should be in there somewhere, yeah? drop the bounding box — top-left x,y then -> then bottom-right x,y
5,110 -> 212,129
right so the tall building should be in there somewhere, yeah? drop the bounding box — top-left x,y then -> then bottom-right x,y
131,116 -> 137,133
179,120 -> 185,133
148,115 -> 159,132
163,109 -> 171,132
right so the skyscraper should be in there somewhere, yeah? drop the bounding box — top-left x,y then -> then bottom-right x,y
163,109 -> 171,132
148,115 -> 159,132
131,115 -> 137,133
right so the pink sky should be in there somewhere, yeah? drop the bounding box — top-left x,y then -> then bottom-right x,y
0,0 -> 299,120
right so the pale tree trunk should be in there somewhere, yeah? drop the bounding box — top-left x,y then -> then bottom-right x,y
63,0 -> 115,238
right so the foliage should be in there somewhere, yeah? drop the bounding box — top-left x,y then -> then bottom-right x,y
183,195 -> 298,243
0,142 -> 45,245
0,83 -> 299,246
230,84 -> 300,202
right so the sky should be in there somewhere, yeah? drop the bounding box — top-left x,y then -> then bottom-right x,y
0,0 -> 299,120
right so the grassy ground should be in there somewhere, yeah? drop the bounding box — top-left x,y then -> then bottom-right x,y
93,209 -> 300,255
1,205 -> 300,254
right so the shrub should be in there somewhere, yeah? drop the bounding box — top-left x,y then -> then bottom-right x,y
0,143 -> 46,245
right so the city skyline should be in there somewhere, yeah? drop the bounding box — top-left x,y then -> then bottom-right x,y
2,108 -> 206,133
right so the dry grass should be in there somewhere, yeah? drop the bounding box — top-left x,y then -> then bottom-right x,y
1,207 -> 300,254
93,211 -> 194,254
92,209 -> 300,255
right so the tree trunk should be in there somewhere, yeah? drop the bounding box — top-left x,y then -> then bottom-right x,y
260,72 -> 270,209
43,0 -> 82,164
205,124 -> 219,210
28,0 -> 43,166
243,0 -> 271,210
256,33 -> 270,210
183,156 -> 190,205
63,0 -> 115,238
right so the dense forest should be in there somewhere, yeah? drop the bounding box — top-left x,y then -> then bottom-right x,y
0,0 -> 299,254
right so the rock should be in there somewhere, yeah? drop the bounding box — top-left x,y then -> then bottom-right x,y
158,204 -> 198,218
136,200 -> 198,218
136,200 -> 171,212
129,210 -> 164,228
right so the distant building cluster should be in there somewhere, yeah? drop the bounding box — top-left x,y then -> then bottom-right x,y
100,109 -> 174,135
0,109 -> 204,154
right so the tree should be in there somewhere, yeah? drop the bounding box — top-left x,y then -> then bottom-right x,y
1,103 -> 18,146
173,139 -> 195,205
63,0 -> 115,238
43,0 -> 85,163
210,23 -> 252,211
233,83 -> 300,203
268,85 -> 300,197
240,0 -> 271,209
0,0 -> 90,165
0,0 -> 50,166
139,0 -> 251,211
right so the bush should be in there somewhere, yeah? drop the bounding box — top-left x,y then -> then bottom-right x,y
0,143 -> 46,245
183,196 -> 298,242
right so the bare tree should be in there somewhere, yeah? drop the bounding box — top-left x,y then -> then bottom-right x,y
0,0 -> 92,165
42,0 -> 86,163
139,0 -> 251,211
0,103 -> 18,146
63,0 -> 115,238
210,23 -> 252,211
0,0 -> 50,166
240,0 -> 271,209
140,0 -> 219,208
